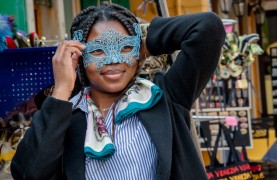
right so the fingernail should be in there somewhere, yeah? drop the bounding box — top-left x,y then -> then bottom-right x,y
72,53 -> 77,59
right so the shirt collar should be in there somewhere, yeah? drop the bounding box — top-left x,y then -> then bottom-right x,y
69,87 -> 90,113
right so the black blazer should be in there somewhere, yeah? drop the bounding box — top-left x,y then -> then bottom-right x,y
11,12 -> 225,180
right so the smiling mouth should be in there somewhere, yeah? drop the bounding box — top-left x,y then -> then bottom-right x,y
101,69 -> 125,80
102,69 -> 123,75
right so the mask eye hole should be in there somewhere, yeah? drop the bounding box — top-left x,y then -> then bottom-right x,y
91,49 -> 106,57
120,46 -> 133,54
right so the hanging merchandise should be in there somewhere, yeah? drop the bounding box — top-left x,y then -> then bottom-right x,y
0,13 -> 49,51
205,124 -> 266,179
205,124 -> 253,180
13,31 -> 46,48
0,13 -> 55,178
268,44 -> 277,137
0,14 -> 15,51
218,32 -> 264,80
194,109 -> 253,149
0,111 -> 32,175
137,18 -> 170,81
192,19 -> 264,150
269,45 -> 277,114
236,129 -> 266,180
197,19 -> 264,110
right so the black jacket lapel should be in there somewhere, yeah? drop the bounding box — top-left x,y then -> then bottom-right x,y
138,93 -> 173,180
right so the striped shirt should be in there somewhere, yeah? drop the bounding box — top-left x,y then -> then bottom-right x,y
70,91 -> 158,180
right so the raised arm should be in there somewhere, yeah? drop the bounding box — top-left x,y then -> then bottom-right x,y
146,12 -> 226,109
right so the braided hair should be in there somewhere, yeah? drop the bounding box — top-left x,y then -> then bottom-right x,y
70,3 -> 143,139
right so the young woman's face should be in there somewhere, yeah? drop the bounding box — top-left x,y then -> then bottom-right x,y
85,21 -> 139,93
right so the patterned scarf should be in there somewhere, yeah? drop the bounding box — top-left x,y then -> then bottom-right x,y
84,78 -> 163,160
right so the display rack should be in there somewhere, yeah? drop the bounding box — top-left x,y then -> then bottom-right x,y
192,108 -> 253,150
270,46 -> 277,136
0,47 -> 57,117
271,47 -> 277,114
192,74 -> 253,150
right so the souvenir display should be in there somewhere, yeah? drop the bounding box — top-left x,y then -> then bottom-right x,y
198,72 -> 251,109
0,14 -> 49,52
269,46 -> 277,136
218,32 -> 263,79
193,19 -> 264,151
137,19 -> 170,81
270,47 -> 277,115
193,109 -> 252,149
205,124 -> 253,180
197,18 -> 263,109
0,107 -> 32,174
0,44 -> 55,179
0,14 -> 15,51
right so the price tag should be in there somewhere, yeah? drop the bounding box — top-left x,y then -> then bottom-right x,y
224,24 -> 233,33
225,116 -> 238,126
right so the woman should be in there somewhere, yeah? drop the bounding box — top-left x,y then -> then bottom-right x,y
11,3 -> 225,180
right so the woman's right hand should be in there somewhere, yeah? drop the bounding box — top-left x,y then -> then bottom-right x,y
51,41 -> 86,101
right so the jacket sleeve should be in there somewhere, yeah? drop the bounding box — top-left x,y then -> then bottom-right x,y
11,96 -> 73,180
146,12 -> 226,110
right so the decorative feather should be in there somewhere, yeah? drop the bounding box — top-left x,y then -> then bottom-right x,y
0,14 -> 13,52
0,14 -> 13,38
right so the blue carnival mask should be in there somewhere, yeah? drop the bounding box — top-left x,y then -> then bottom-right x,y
73,23 -> 142,71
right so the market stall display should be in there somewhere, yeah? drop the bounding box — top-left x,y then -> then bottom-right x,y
192,19 -> 264,150
0,13 -> 57,176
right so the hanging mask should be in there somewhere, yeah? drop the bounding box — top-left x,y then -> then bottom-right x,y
73,23 -> 142,71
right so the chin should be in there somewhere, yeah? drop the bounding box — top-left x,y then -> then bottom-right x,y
104,83 -> 129,93
90,81 -> 127,94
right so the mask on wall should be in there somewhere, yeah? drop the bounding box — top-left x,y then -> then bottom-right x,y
218,32 -> 264,79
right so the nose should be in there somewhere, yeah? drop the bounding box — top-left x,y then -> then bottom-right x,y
106,54 -> 121,64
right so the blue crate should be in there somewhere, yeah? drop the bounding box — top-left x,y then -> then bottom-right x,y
0,47 -> 57,117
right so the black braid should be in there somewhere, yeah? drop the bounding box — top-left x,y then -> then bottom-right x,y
71,6 -> 96,30
70,3 -> 143,137
109,11 -> 136,35
82,14 -> 98,42
72,58 -> 88,109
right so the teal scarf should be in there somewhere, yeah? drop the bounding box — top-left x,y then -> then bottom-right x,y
84,78 -> 163,160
